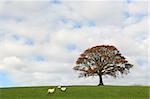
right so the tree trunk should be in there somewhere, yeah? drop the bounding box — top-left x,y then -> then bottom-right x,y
98,74 -> 104,86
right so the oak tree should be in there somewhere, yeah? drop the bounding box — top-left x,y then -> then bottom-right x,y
73,45 -> 133,86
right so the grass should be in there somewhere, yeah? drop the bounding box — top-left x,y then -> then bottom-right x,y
0,85 -> 149,99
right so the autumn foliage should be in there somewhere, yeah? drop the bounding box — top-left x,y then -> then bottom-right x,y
73,45 -> 133,85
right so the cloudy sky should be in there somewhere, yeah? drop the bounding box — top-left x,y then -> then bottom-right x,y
0,0 -> 149,87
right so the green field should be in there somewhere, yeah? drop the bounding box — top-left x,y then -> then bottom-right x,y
0,85 -> 149,99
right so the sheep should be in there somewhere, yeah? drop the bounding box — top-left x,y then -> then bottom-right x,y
47,88 -> 55,94
57,85 -> 61,89
60,87 -> 67,92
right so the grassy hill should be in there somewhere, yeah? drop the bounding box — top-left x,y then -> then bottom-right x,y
0,85 -> 149,99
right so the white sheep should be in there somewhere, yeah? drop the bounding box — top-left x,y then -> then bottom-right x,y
57,85 -> 61,89
60,87 -> 67,92
47,88 -> 55,94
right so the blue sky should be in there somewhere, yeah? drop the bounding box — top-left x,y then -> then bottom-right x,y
0,72 -> 14,86
0,0 -> 149,87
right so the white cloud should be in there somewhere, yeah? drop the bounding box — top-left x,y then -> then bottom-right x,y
127,1 -> 149,16
0,0 -> 149,87
56,0 -> 126,26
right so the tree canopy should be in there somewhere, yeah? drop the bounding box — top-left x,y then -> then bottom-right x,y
73,45 -> 133,85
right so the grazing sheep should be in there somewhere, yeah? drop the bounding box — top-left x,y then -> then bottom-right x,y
57,86 -> 61,89
47,88 -> 55,94
60,87 -> 67,92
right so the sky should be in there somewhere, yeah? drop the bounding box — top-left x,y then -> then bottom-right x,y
0,0 -> 149,87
